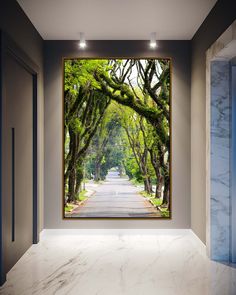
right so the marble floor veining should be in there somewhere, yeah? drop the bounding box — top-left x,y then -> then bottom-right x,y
0,230 -> 236,295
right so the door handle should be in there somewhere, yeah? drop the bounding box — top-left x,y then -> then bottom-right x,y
11,127 -> 15,242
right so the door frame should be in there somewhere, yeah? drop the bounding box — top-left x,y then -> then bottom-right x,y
0,31 -> 39,285
206,20 -> 236,261
231,64 -> 236,263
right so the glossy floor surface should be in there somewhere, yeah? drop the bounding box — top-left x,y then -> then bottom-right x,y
0,230 -> 236,295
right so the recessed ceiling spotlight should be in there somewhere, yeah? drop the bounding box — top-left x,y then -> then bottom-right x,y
79,32 -> 86,49
150,32 -> 157,49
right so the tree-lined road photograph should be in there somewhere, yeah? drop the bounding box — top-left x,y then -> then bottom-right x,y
64,59 -> 171,218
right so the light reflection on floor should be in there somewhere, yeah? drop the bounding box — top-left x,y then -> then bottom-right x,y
0,230 -> 235,295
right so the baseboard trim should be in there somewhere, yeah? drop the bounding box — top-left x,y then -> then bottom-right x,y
190,229 -> 206,255
40,228 -> 192,237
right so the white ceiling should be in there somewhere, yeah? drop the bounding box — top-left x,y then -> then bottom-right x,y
17,0 -> 217,40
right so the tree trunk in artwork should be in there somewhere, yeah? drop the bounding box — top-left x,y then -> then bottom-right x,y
94,161 -> 101,182
162,175 -> 170,205
140,158 -> 153,194
75,163 -> 84,195
118,165 -> 123,177
67,168 -> 76,203
156,174 -> 164,199
144,176 -> 153,195
148,148 -> 163,199
162,153 -> 170,206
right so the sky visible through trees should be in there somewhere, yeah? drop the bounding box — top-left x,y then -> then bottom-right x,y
64,58 -> 171,218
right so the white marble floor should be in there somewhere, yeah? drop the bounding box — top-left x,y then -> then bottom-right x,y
0,230 -> 236,295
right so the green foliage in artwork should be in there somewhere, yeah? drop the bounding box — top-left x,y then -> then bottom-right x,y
69,118 -> 84,134
64,204 -> 73,212
76,190 -> 88,202
64,59 -> 112,92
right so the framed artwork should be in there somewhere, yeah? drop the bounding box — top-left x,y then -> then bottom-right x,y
63,58 -> 171,218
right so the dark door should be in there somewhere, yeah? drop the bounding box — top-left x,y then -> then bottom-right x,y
2,53 -> 33,273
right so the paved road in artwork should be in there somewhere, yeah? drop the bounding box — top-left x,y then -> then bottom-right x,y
70,171 -> 161,218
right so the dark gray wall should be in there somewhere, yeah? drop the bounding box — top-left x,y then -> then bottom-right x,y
0,0 -> 43,68
0,0 -> 44,232
0,1 -> 44,285
44,40 -> 191,229
191,0 -> 236,243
